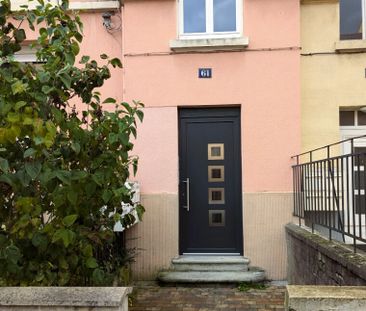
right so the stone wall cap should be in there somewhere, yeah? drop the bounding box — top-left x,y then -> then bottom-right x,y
0,287 -> 133,306
287,285 -> 366,299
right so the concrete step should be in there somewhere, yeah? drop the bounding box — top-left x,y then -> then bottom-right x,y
172,255 -> 250,271
157,267 -> 266,283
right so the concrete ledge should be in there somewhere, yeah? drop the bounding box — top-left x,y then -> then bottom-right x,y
0,287 -> 132,310
286,285 -> 366,311
11,1 -> 120,12
335,40 -> 366,53
169,37 -> 249,52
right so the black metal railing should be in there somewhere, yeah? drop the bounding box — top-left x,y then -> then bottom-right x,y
292,134 -> 366,252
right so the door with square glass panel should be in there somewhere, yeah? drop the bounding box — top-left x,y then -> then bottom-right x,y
179,108 -> 243,254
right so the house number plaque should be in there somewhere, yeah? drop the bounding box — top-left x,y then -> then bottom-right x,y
198,68 -> 212,78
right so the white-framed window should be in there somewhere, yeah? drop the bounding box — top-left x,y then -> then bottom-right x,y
340,0 -> 366,40
179,0 -> 243,39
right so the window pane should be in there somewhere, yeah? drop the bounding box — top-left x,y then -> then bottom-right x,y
340,0 -> 363,40
358,111 -> 366,125
214,0 -> 236,32
184,0 -> 206,33
339,111 -> 355,126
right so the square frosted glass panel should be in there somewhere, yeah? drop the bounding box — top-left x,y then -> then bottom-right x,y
214,0 -> 236,32
340,0 -> 363,40
184,0 -> 206,33
209,188 -> 225,204
208,143 -> 224,160
209,210 -> 225,227
339,111 -> 355,126
208,166 -> 224,182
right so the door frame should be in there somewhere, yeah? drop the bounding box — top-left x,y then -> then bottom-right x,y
178,107 -> 243,255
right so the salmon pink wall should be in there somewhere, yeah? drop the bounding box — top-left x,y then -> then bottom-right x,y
132,107 -> 178,194
20,11 -> 124,108
123,0 -> 300,194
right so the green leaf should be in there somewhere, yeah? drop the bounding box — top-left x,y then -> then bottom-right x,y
92,171 -> 104,186
7,112 -> 20,123
59,73 -> 71,89
136,110 -> 144,122
92,268 -> 105,284
56,170 -> 71,185
71,142 -> 80,154
15,101 -> 27,110
42,85 -> 53,94
67,190 -> 78,205
52,229 -> 75,247
11,80 -> 27,94
24,148 -> 36,158
32,233 -> 48,250
65,52 -> 75,65
110,57 -> 122,68
103,97 -> 116,104
25,162 -> 42,179
86,257 -> 98,269
0,157 -> 9,173
102,190 -> 112,203
15,170 -> 31,187
85,182 -> 97,198
80,55 -> 90,64
82,244 -> 93,257
38,71 -> 50,83
14,29 -> 26,43
0,174 -> 14,187
5,245 -> 21,264
62,214 -> 78,227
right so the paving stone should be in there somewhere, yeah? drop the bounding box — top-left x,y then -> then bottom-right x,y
130,282 -> 285,311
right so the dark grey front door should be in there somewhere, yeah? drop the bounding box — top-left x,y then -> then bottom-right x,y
179,108 -> 243,254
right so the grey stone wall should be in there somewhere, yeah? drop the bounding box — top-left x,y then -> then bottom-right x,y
0,287 -> 132,311
286,223 -> 366,285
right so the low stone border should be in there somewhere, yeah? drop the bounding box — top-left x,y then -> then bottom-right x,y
286,223 -> 366,285
286,285 -> 366,311
0,287 -> 132,311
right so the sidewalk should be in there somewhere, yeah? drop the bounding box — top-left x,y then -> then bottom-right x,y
130,282 -> 286,311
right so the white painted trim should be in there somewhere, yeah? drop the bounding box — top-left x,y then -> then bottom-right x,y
14,45 -> 38,63
10,0 -> 120,12
170,36 -> 249,51
69,1 -> 120,11
363,0 -> 366,40
178,0 -> 244,40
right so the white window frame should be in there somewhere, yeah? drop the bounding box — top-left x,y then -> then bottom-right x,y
178,0 -> 243,40
362,0 -> 366,39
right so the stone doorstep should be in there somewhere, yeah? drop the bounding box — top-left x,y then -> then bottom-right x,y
157,267 -> 266,283
172,255 -> 250,271
286,285 -> 366,311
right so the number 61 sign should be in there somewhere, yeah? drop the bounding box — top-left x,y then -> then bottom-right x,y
198,68 -> 212,79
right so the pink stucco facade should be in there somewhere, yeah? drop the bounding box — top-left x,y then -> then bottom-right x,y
16,0 -> 301,279
122,0 -> 301,194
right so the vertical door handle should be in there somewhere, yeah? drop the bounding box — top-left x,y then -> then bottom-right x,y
183,178 -> 190,211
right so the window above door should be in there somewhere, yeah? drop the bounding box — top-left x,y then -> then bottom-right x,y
179,0 -> 243,39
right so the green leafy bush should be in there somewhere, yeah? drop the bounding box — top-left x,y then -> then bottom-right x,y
0,0 -> 144,285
